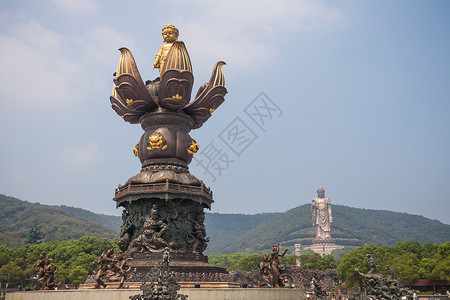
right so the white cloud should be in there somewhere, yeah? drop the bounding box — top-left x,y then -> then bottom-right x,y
0,13 -> 133,109
50,0 -> 97,13
72,25 -> 136,66
59,142 -> 105,171
0,19 -> 87,108
173,0 -> 345,72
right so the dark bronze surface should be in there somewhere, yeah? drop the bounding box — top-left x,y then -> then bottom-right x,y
129,248 -> 188,300
258,243 -> 288,288
355,254 -> 414,299
36,252 -> 57,290
103,25 -> 228,286
93,249 -> 133,289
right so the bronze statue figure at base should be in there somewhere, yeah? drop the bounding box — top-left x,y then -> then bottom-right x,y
36,252 -> 58,290
258,243 -> 288,288
355,254 -> 414,300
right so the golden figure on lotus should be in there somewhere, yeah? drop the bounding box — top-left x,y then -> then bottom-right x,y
110,24 -> 226,128
110,24 -> 227,166
153,24 -> 179,77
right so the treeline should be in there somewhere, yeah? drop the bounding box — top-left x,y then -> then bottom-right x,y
210,241 -> 450,287
209,252 -> 339,273
210,242 -> 450,284
0,237 -> 448,289
0,236 -> 118,288
338,241 -> 450,287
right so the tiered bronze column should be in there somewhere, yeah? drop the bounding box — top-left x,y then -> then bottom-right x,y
109,26 -> 230,283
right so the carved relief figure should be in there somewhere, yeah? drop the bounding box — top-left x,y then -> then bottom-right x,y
118,209 -> 133,252
312,272 -> 327,299
355,258 -> 413,299
311,186 -> 333,240
130,248 -> 187,300
94,248 -> 133,289
191,213 -> 209,253
153,24 -> 179,76
36,252 -> 46,287
258,254 -> 272,287
366,254 -> 377,275
129,204 -> 173,252
94,248 -> 114,288
109,251 -> 133,289
36,252 -> 57,290
269,243 -> 288,287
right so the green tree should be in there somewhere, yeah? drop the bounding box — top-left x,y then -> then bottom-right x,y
0,236 -> 117,287
208,253 -> 245,271
25,224 -> 43,245
390,252 -> 419,283
68,266 -> 89,285
418,256 -> 438,279
300,253 -> 337,271
236,254 -> 262,273
0,260 -> 25,287
437,241 -> 450,257
398,241 -> 421,253
0,245 -> 11,267
420,243 -> 439,259
330,248 -> 352,261
337,245 -> 380,287
280,254 -> 297,265
430,255 -> 450,281
300,253 -> 322,270
317,255 -> 338,271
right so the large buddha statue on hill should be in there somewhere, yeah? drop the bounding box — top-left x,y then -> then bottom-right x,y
311,186 -> 333,241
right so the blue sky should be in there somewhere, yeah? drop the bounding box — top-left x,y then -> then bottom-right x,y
0,0 -> 449,225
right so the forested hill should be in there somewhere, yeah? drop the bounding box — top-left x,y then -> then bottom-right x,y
0,194 -> 119,247
204,212 -> 281,254
1,194 -> 449,253
212,204 -> 450,254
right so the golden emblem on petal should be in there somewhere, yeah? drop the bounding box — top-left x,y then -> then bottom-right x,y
133,144 -> 139,157
126,99 -> 133,104
172,94 -> 182,100
147,134 -> 168,151
187,140 -> 199,157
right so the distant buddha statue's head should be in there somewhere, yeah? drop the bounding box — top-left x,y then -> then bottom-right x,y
162,24 -> 179,43
317,186 -> 325,198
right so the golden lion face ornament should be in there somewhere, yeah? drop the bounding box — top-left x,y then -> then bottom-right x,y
147,134 -> 168,151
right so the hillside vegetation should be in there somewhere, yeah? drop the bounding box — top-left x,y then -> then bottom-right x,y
1,194 -> 449,254
0,194 -> 119,247
204,212 -> 281,254
211,204 -> 450,254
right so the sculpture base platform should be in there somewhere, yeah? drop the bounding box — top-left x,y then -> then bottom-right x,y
6,288 -> 306,300
305,242 -> 344,256
85,250 -> 232,285
78,281 -> 239,289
